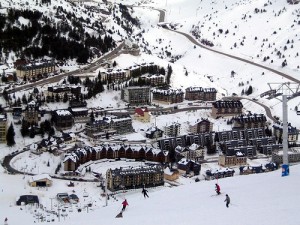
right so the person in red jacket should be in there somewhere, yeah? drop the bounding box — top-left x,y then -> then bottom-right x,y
215,183 -> 221,195
122,199 -> 128,211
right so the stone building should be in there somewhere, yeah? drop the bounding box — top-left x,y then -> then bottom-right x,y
16,61 -> 56,79
106,165 -> 164,191
164,122 -> 181,137
52,110 -> 74,130
189,119 -> 213,134
24,101 -> 40,125
152,88 -> 184,104
211,100 -> 243,118
185,87 -> 217,101
231,113 -> 267,129
121,86 -> 151,105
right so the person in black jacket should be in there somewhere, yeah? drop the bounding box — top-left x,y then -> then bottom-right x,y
142,188 -> 149,198
224,194 -> 230,208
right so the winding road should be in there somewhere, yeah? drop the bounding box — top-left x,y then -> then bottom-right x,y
151,6 -> 299,123
154,8 -> 300,84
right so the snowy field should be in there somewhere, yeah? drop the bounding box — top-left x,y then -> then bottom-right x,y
0,162 -> 299,225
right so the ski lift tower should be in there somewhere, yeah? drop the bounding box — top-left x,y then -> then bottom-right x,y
260,82 -> 300,176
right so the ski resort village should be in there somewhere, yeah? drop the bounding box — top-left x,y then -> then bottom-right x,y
0,0 -> 300,224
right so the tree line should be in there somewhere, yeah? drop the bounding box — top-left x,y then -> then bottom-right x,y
0,8 -> 115,63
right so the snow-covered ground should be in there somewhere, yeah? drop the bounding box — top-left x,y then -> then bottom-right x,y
0,161 -> 299,225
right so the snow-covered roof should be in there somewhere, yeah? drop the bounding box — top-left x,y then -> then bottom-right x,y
55,110 -> 72,116
186,87 -> 217,93
152,88 -> 184,95
29,174 -> 52,182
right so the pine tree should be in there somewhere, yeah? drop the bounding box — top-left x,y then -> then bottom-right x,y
90,111 -> 95,122
214,132 -> 219,143
30,126 -> 35,138
6,123 -> 15,146
63,92 -> 68,103
22,94 -> 28,104
246,85 -> 253,95
21,119 -> 29,137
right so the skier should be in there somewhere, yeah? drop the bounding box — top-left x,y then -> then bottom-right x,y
215,183 -> 221,195
122,199 -> 128,211
4,217 -> 8,225
224,194 -> 230,208
142,188 -> 149,198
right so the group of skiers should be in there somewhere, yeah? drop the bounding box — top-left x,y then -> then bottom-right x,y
215,183 -> 231,208
118,184 -> 230,217
119,188 -> 149,214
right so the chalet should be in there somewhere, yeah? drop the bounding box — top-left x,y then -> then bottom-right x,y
69,107 -> 89,123
177,158 -> 201,175
164,122 -> 181,137
63,153 -> 79,171
185,87 -> 217,101
231,113 -> 267,129
106,165 -> 164,191
189,119 -> 213,134
29,174 -> 52,187
121,86 -> 151,105
175,143 -> 204,162
218,152 -> 247,167
54,132 -> 77,145
211,100 -> 243,118
145,126 -> 163,139
52,110 -> 74,130
16,61 -> 56,79
134,107 -> 150,123
152,88 -> 184,104
37,138 -> 55,153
